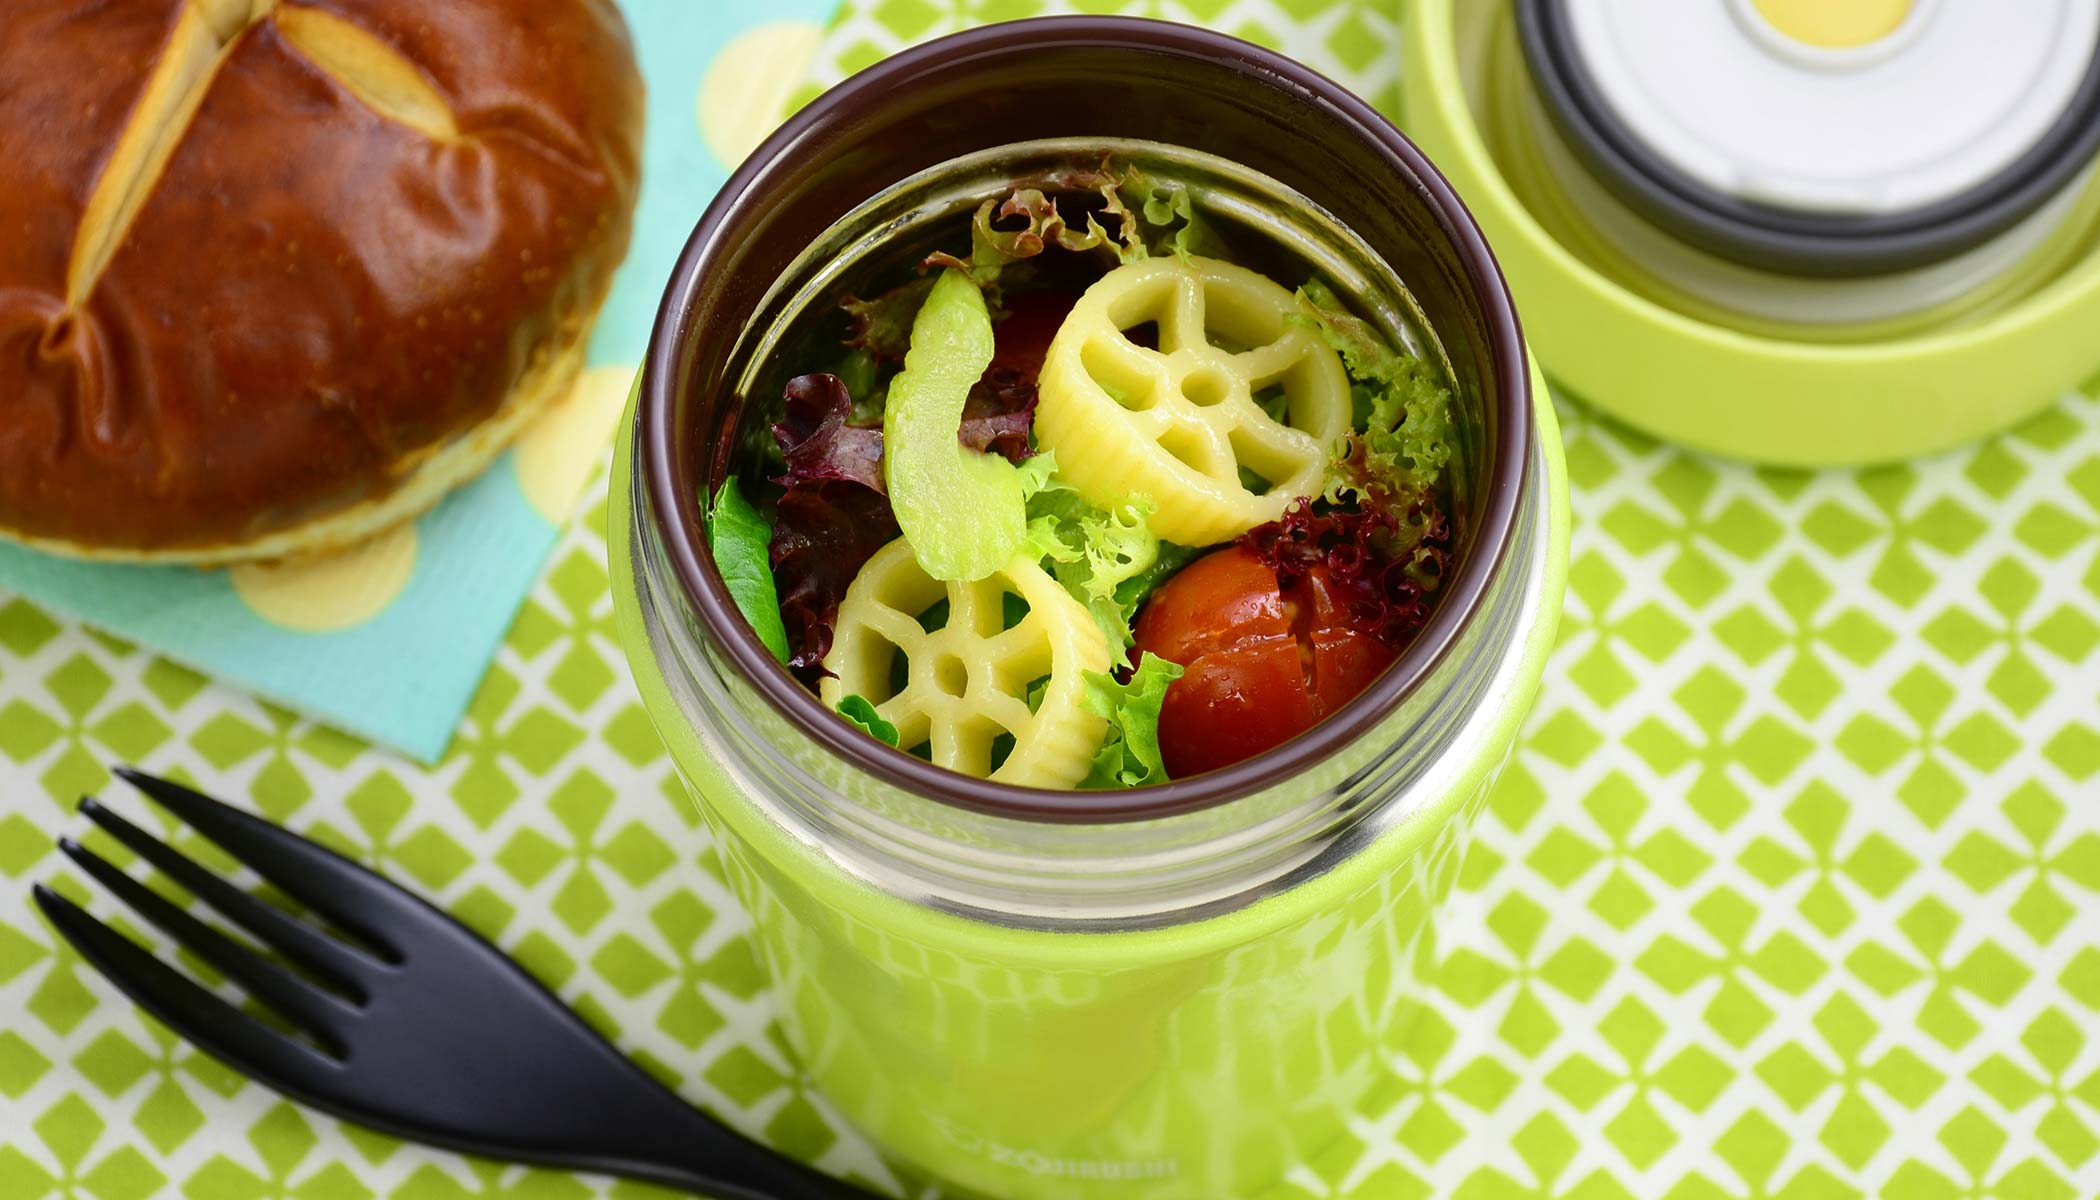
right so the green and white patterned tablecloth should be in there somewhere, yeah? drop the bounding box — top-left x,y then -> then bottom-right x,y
5,2 -> 2100,1197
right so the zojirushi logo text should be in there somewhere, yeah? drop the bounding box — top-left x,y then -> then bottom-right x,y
927,1117 -> 1180,1180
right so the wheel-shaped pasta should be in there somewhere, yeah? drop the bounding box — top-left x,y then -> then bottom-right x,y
820,538 -> 1112,788
1035,256 -> 1353,546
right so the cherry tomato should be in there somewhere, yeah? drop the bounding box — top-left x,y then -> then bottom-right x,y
1133,546 -> 1398,778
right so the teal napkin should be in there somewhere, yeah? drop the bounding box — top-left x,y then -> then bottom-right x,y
0,0 -> 840,762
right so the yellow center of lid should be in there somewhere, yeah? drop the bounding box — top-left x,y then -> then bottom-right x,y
1751,0 -> 1914,49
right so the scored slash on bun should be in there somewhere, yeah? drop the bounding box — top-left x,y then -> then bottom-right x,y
0,0 -> 645,563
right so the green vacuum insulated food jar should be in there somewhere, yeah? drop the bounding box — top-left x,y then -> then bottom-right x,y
612,17 -> 1569,1198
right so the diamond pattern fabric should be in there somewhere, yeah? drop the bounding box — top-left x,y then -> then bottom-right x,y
3,2 -> 2098,1197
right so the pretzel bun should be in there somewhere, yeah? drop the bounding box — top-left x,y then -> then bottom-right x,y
0,0 -> 644,562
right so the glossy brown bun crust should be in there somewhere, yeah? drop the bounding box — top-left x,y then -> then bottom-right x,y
0,0 -> 644,561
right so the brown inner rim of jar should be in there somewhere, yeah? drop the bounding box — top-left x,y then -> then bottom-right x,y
642,17 -> 1533,825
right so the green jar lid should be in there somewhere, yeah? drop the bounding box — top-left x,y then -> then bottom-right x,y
1404,0 -> 2100,466
1516,0 -> 2100,278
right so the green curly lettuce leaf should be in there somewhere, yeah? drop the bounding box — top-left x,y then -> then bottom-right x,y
1293,280 -> 1455,497
925,188 -> 1117,287
924,162 -> 1219,280
1080,653 -> 1185,789
843,161 -> 1221,366
706,478 -> 790,664
1014,447 -> 1061,499
1022,454 -> 1163,650
1111,164 -> 1219,262
836,695 -> 900,747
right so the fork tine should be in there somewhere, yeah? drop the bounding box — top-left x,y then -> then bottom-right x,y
113,768 -> 417,957
79,796 -> 381,990
59,836 -> 357,1049
33,885 -> 339,1092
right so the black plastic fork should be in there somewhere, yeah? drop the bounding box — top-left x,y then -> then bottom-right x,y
32,768 -> 875,1200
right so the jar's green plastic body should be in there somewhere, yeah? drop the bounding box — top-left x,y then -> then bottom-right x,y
608,368 -> 1570,1199
618,21 -> 1568,1194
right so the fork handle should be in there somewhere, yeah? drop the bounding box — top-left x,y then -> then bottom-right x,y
592,1088 -> 881,1200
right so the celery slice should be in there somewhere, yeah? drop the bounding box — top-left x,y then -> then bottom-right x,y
884,269 -> 1032,582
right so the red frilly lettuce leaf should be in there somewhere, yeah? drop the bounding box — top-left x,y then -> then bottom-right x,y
843,158 -> 1200,373
770,482 -> 900,674
958,365 -> 1038,465
774,374 -> 886,492
1238,498 -> 1451,647
775,250 -> 1065,671
768,374 -> 899,673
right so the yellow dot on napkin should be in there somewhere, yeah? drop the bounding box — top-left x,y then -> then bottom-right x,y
697,20 -> 826,168
230,524 -> 419,633
515,363 -> 638,524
